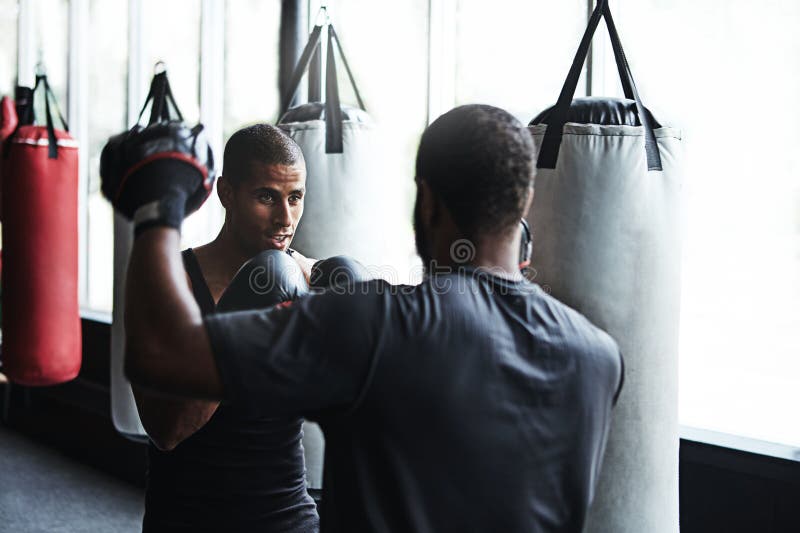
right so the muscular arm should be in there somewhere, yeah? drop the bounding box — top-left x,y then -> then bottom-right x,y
124,228 -> 223,400
132,269 -> 219,451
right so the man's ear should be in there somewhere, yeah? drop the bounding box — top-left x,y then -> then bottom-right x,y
218,175 -> 233,210
523,186 -> 534,219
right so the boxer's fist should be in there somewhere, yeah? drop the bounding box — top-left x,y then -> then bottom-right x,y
310,255 -> 372,292
217,250 -> 309,312
100,120 -> 215,236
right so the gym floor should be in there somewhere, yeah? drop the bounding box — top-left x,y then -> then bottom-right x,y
0,424 -> 143,532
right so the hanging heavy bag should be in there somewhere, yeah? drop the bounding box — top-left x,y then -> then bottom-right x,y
278,23 -> 415,489
526,2 -> 683,532
1,75 -> 81,386
103,68 -> 215,440
277,24 -> 410,271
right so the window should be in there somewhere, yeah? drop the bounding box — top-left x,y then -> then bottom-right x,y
85,0 -> 127,312
8,0 -> 798,451
593,1 -> 800,447
454,0 -> 588,122
223,0 -> 281,137
30,0 -> 68,105
0,0 -> 17,96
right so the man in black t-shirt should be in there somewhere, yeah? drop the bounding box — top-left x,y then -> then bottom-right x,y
112,104 -> 623,532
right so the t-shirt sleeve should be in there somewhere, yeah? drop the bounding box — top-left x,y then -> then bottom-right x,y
204,288 -> 383,420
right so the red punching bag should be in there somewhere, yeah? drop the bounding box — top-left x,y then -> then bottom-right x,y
1,75 -> 81,385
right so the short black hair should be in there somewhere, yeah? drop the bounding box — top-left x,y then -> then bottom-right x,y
223,123 -> 304,186
415,104 -> 535,239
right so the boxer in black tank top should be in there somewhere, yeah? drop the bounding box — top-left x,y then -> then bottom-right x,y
142,249 -> 317,532
133,125 -> 319,532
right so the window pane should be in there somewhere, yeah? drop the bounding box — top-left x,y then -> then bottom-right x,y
0,0 -> 17,96
30,0 -> 68,121
601,1 -> 800,447
455,0 -> 588,123
85,0 -> 127,312
139,0 -> 201,124
224,0 -> 281,137
331,0 -> 429,172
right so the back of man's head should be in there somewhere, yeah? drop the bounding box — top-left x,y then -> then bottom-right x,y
415,105 -> 535,240
223,124 -> 304,185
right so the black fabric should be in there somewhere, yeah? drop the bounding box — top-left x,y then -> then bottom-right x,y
30,75 -> 68,159
181,249 -> 215,314
530,96 -> 662,128
324,27 -> 344,154
143,249 -> 319,533
205,269 -> 623,533
279,23 -> 366,154
281,25 -> 324,113
308,41 -> 323,103
15,85 -> 34,126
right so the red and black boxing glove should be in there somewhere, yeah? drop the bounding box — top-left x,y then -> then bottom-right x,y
100,70 -> 215,236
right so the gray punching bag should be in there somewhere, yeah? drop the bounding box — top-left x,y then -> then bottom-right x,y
110,215 -> 147,440
277,24 -> 412,490
278,24 -> 410,270
110,69 -> 206,442
527,3 -> 682,532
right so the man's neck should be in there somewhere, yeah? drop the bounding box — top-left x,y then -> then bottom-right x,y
194,224 -> 254,284
430,233 -> 523,281
470,245 -> 523,281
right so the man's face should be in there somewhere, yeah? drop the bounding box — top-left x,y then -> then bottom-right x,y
223,161 -> 306,257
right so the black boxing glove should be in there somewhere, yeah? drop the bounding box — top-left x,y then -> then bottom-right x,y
217,250 -> 309,312
309,255 -> 372,293
100,71 -> 215,236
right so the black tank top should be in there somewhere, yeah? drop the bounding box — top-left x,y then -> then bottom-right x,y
142,249 -> 319,533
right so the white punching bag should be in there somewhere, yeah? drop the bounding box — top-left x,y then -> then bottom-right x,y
527,3 -> 682,532
110,215 -> 147,440
278,23 -> 413,490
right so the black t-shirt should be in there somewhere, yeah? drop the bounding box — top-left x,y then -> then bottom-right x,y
205,269 -> 623,533
142,249 -> 319,533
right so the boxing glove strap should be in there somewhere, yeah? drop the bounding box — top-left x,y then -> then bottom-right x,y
132,195 -> 186,237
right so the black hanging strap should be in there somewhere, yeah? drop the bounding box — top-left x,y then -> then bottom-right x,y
147,72 -> 168,125
329,26 -> 366,111
281,23 -> 366,154
325,27 -> 344,153
537,0 -> 662,171
135,69 -> 185,128
281,25 -> 324,114
308,41 -> 323,102
32,75 -> 69,159
603,6 -> 661,170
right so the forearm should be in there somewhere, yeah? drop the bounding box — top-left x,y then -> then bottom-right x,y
133,386 -> 219,451
125,228 -> 222,399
